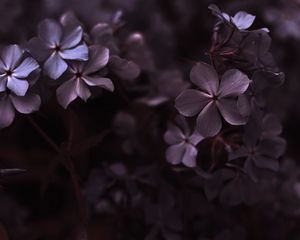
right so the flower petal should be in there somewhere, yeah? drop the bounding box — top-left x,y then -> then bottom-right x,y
75,79 -> 91,101
84,45 -> 109,74
7,77 -> 29,96
175,89 -> 210,117
26,37 -> 51,61
218,69 -> 250,97
232,11 -> 256,30
56,79 -> 77,108
0,76 -> 7,92
1,45 -> 23,69
182,144 -> 198,167
165,143 -> 185,165
108,55 -> 140,80
44,54 -> 68,80
190,62 -> 219,95
218,98 -> 247,125
0,95 -> 15,128
196,101 -> 222,137
60,44 -> 88,61
252,156 -> 279,172
164,123 -> 185,144
82,76 -> 114,91
38,19 -> 62,47
61,26 -> 83,49
13,58 -> 39,78
10,93 -> 41,114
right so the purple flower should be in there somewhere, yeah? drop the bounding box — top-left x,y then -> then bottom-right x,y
27,19 -> 88,80
175,62 -> 250,137
223,11 -> 256,31
56,45 -> 114,108
164,116 -> 203,167
0,45 -> 41,128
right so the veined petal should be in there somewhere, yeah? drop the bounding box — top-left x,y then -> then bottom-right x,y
75,79 -> 91,101
60,44 -> 88,61
175,89 -> 210,117
190,62 -> 219,95
0,76 -> 7,92
1,45 -> 23,69
218,98 -> 247,125
61,26 -> 83,49
182,144 -> 198,167
7,77 -> 29,96
10,93 -> 41,114
26,37 -> 51,61
38,19 -> 62,47
56,79 -> 77,108
219,69 -> 250,97
82,76 -> 114,91
13,58 -> 39,78
196,101 -> 222,137
44,54 -> 68,80
165,143 -> 185,165
84,45 -> 109,74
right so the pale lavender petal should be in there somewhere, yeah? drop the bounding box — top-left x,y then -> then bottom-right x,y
84,45 -> 109,74
165,143 -> 185,165
75,79 -> 91,101
82,76 -> 114,91
190,62 -> 219,95
38,19 -> 62,47
189,131 -> 203,145
182,144 -> 198,167
60,44 -> 88,61
175,115 -> 191,135
1,45 -> 23,69
0,76 -> 7,92
56,79 -> 77,108
232,11 -> 256,30
44,54 -> 68,80
164,123 -> 185,144
218,98 -> 247,125
219,69 -> 250,97
13,58 -> 39,78
7,77 -> 29,96
0,96 -> 15,128
175,89 -> 210,117
10,93 -> 41,114
61,26 -> 83,49
196,101 -> 222,137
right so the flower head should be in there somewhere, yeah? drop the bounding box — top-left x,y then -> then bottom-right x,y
27,19 -> 88,80
175,62 -> 250,137
56,45 -> 114,108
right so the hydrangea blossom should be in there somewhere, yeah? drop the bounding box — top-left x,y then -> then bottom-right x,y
56,45 -> 114,108
175,62 -> 250,137
0,44 -> 41,128
164,116 -> 203,167
27,18 -> 88,80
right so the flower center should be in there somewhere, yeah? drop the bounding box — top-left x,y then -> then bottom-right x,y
75,72 -> 83,78
5,70 -> 12,76
54,45 -> 61,53
212,95 -> 218,101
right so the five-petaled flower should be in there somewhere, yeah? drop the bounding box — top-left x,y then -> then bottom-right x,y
175,62 -> 250,137
164,116 -> 203,167
56,45 -> 114,108
0,44 -> 41,128
27,19 -> 88,80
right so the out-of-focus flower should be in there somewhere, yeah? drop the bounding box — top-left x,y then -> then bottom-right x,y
164,116 -> 203,167
27,18 -> 88,80
0,44 -> 41,128
175,62 -> 250,137
56,45 -> 113,108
